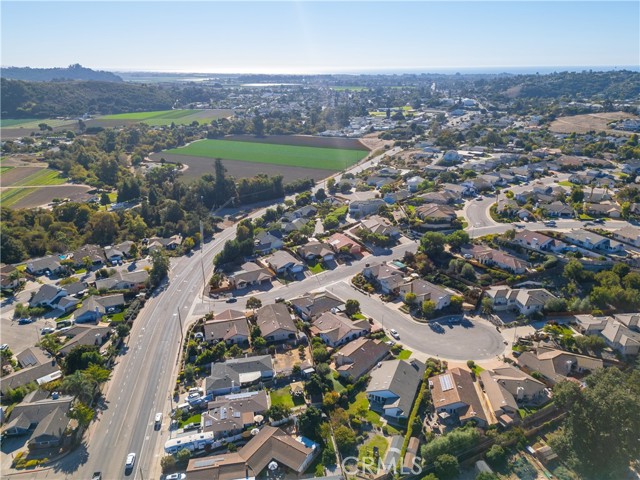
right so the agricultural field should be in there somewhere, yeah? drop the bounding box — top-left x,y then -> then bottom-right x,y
549,111 -> 638,135
165,137 -> 368,170
1,166 -> 91,209
96,109 -> 233,126
0,118 -> 38,128
154,135 -> 369,183
0,118 -> 77,129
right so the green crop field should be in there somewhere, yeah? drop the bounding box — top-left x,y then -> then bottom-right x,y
12,169 -> 65,186
0,166 -> 13,174
1,187 -> 37,207
99,109 -> 231,126
166,139 -> 368,170
0,119 -> 39,128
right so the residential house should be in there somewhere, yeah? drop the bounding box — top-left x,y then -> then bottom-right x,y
104,240 -> 135,264
205,355 -> 274,396
362,263 -> 405,295
256,304 -> 298,343
73,294 -> 125,323
414,204 -> 457,223
1,264 -> 21,291
613,226 -> 640,248
147,234 -> 182,251
461,245 -> 529,274
545,202 -> 574,218
57,325 -> 111,356
290,291 -> 344,321
430,368 -> 488,427
63,281 -> 88,297
30,284 -> 67,308
293,205 -> 317,219
513,230 -> 567,253
359,215 -> 400,238
479,366 -> 547,425
516,347 -> 603,385
573,314 -> 640,356
583,202 -> 621,218
1,394 -> 73,450
254,231 -> 284,255
282,217 -> 309,233
398,279 -> 453,310
55,296 -> 80,313
264,250 -> 304,275
297,242 -> 335,263
441,183 -> 473,197
367,176 -> 395,189
367,359 -> 425,421
201,390 -> 270,440
16,347 -> 50,369
26,256 -> 64,276
310,312 -> 370,348
442,150 -> 462,164
94,270 -> 149,292
496,197 -> 518,216
563,229 -> 624,253
228,262 -> 274,290
334,337 -> 390,380
71,244 -> 106,268
185,426 -> 318,480
0,360 -> 61,397
418,191 -> 457,205
204,315 -> 250,346
406,176 -> 425,192
384,189 -> 411,204
327,232 -> 362,255
485,287 -> 557,315
348,199 -> 386,218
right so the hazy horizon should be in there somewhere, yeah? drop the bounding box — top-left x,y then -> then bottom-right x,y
2,1 -> 638,74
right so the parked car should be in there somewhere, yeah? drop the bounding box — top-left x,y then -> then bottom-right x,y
183,422 -> 199,432
226,297 -> 237,303
125,453 -> 136,473
92,472 -> 102,480
165,474 -> 187,480
275,297 -> 285,303
385,340 -> 395,347
544,220 -> 556,227
18,318 -> 33,324
0,344 -> 9,351
41,327 -> 55,335
593,218 -> 605,224
389,329 -> 400,340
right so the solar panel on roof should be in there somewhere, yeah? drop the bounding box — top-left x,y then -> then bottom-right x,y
439,374 -> 454,391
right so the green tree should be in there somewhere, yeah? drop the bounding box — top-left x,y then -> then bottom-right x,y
481,297 -> 494,315
176,448 -> 191,464
62,345 -> 104,374
434,454 -> 459,480
149,250 -> 170,287
421,300 -> 436,318
61,371 -> 97,404
267,404 -> 292,421
404,292 -> 417,305
253,337 -> 267,350
420,232 -> 446,259
68,401 -> 95,428
84,364 -> 111,384
100,192 -> 111,206
246,297 -> 262,310
549,368 -> 640,479
345,299 -> 360,317
485,444 -> 507,468
446,230 -> 470,250
298,406 -> 324,440
161,455 -> 176,473
333,425 -> 357,455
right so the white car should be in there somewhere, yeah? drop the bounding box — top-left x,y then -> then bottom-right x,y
165,474 -> 187,480
389,329 -> 400,340
125,453 -> 136,471
155,412 -> 162,425
0,344 -> 9,351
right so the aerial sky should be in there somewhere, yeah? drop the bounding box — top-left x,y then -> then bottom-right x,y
2,1 -> 638,74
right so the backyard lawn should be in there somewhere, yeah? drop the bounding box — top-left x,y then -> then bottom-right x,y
349,392 -> 382,427
270,387 -> 295,409
179,413 -> 202,428
308,262 -> 326,275
358,435 -> 389,471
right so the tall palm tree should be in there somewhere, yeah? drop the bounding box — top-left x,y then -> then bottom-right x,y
61,371 -> 97,404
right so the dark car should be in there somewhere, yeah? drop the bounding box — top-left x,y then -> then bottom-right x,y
226,298 -> 237,303
18,318 -> 33,325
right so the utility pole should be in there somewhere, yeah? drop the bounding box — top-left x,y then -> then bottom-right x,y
175,311 -> 184,365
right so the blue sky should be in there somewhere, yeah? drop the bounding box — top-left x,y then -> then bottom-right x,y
2,1 -> 638,73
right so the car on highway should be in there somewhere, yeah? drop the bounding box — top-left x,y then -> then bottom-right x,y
165,474 -> 187,480
125,453 -> 136,473
389,329 -> 400,340
18,317 -> 33,324
226,297 -> 237,303
155,412 -> 162,428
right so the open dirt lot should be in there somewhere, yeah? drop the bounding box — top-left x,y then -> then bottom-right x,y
151,153 -> 333,183
549,111 -> 638,135
225,134 -> 368,150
